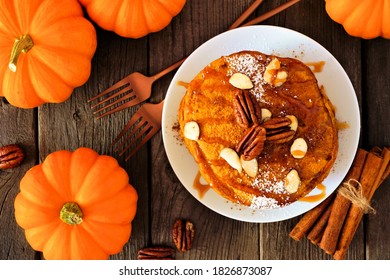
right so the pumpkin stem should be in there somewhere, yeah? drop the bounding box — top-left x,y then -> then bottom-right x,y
60,202 -> 84,225
9,34 -> 34,72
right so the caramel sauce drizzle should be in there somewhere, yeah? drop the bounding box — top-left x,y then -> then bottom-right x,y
305,61 -> 326,73
291,150 -> 306,158
177,80 -> 189,88
336,121 -> 350,130
299,183 -> 326,202
193,171 -> 211,199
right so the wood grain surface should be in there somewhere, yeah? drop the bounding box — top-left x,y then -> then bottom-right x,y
0,0 -> 389,260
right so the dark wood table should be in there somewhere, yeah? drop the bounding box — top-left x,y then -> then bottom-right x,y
1,0 -> 389,260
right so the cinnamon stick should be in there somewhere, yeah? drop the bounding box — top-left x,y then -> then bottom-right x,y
229,0 -> 264,29
333,150 -> 389,260
319,149 -> 368,254
306,202 -> 333,244
289,193 -> 334,241
241,0 -> 301,27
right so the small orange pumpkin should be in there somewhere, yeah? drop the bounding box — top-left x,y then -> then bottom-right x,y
0,0 -> 97,108
14,147 -> 138,260
325,0 -> 390,39
79,0 -> 187,38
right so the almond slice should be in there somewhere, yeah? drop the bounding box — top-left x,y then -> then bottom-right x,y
183,121 -> 200,141
261,108 -> 272,121
286,115 -> 298,131
263,58 -> 281,85
263,70 -> 274,85
274,70 -> 288,87
229,73 -> 254,89
285,169 -> 301,193
220,148 -> 242,173
290,138 -> 308,159
240,156 -> 258,178
266,58 -> 281,71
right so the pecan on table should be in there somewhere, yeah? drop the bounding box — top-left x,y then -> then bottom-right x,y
262,117 -> 296,143
233,90 -> 262,128
0,144 -> 25,170
137,246 -> 175,260
236,124 -> 266,161
172,219 -> 195,252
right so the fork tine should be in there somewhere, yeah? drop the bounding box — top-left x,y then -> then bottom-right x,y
124,127 -> 157,161
88,78 -> 131,102
115,119 -> 148,154
111,113 -> 143,148
91,86 -> 134,109
92,90 -> 135,114
117,123 -> 152,157
96,99 -> 145,119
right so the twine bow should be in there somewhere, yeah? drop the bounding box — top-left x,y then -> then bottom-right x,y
338,179 -> 376,214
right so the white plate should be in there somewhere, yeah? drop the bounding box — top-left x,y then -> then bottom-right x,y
162,26 -> 360,223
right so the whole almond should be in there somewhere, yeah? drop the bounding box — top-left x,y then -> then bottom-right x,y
220,147 -> 242,173
0,144 -> 25,170
229,73 -> 254,89
290,138 -> 308,159
183,121 -> 200,141
285,169 -> 301,193
240,156 -> 258,178
261,108 -> 272,121
286,115 -> 298,131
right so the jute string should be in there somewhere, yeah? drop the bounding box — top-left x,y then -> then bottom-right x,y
338,179 -> 376,214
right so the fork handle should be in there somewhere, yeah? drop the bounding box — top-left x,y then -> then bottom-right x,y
151,57 -> 187,81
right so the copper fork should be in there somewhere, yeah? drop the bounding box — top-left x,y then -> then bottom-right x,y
89,60 -> 183,119
111,100 -> 164,160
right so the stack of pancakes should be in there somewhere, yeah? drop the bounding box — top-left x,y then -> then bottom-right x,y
178,50 -> 338,208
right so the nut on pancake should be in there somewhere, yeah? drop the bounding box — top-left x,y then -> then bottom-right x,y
178,51 -> 338,209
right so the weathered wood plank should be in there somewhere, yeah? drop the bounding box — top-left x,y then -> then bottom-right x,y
363,38 -> 390,260
0,101 -> 37,259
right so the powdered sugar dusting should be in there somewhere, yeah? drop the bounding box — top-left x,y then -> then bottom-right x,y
253,167 -> 289,195
249,165 -> 291,209
250,196 -> 279,209
225,53 -> 266,100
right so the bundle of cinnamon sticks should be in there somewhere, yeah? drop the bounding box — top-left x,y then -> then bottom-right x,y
290,147 -> 390,260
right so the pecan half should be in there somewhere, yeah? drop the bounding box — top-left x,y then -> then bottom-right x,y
262,117 -> 296,143
137,246 -> 175,260
233,90 -> 262,128
236,124 -> 266,160
172,219 -> 195,252
0,144 -> 25,170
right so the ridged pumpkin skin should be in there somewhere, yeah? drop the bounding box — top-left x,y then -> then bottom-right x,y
79,0 -> 187,38
325,0 -> 390,39
0,0 -> 97,108
14,147 -> 138,260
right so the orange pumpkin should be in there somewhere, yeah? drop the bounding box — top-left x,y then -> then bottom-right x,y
0,0 -> 97,108
325,0 -> 390,39
79,0 -> 187,38
14,147 -> 138,260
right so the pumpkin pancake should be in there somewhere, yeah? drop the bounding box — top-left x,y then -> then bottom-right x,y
178,50 -> 338,208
